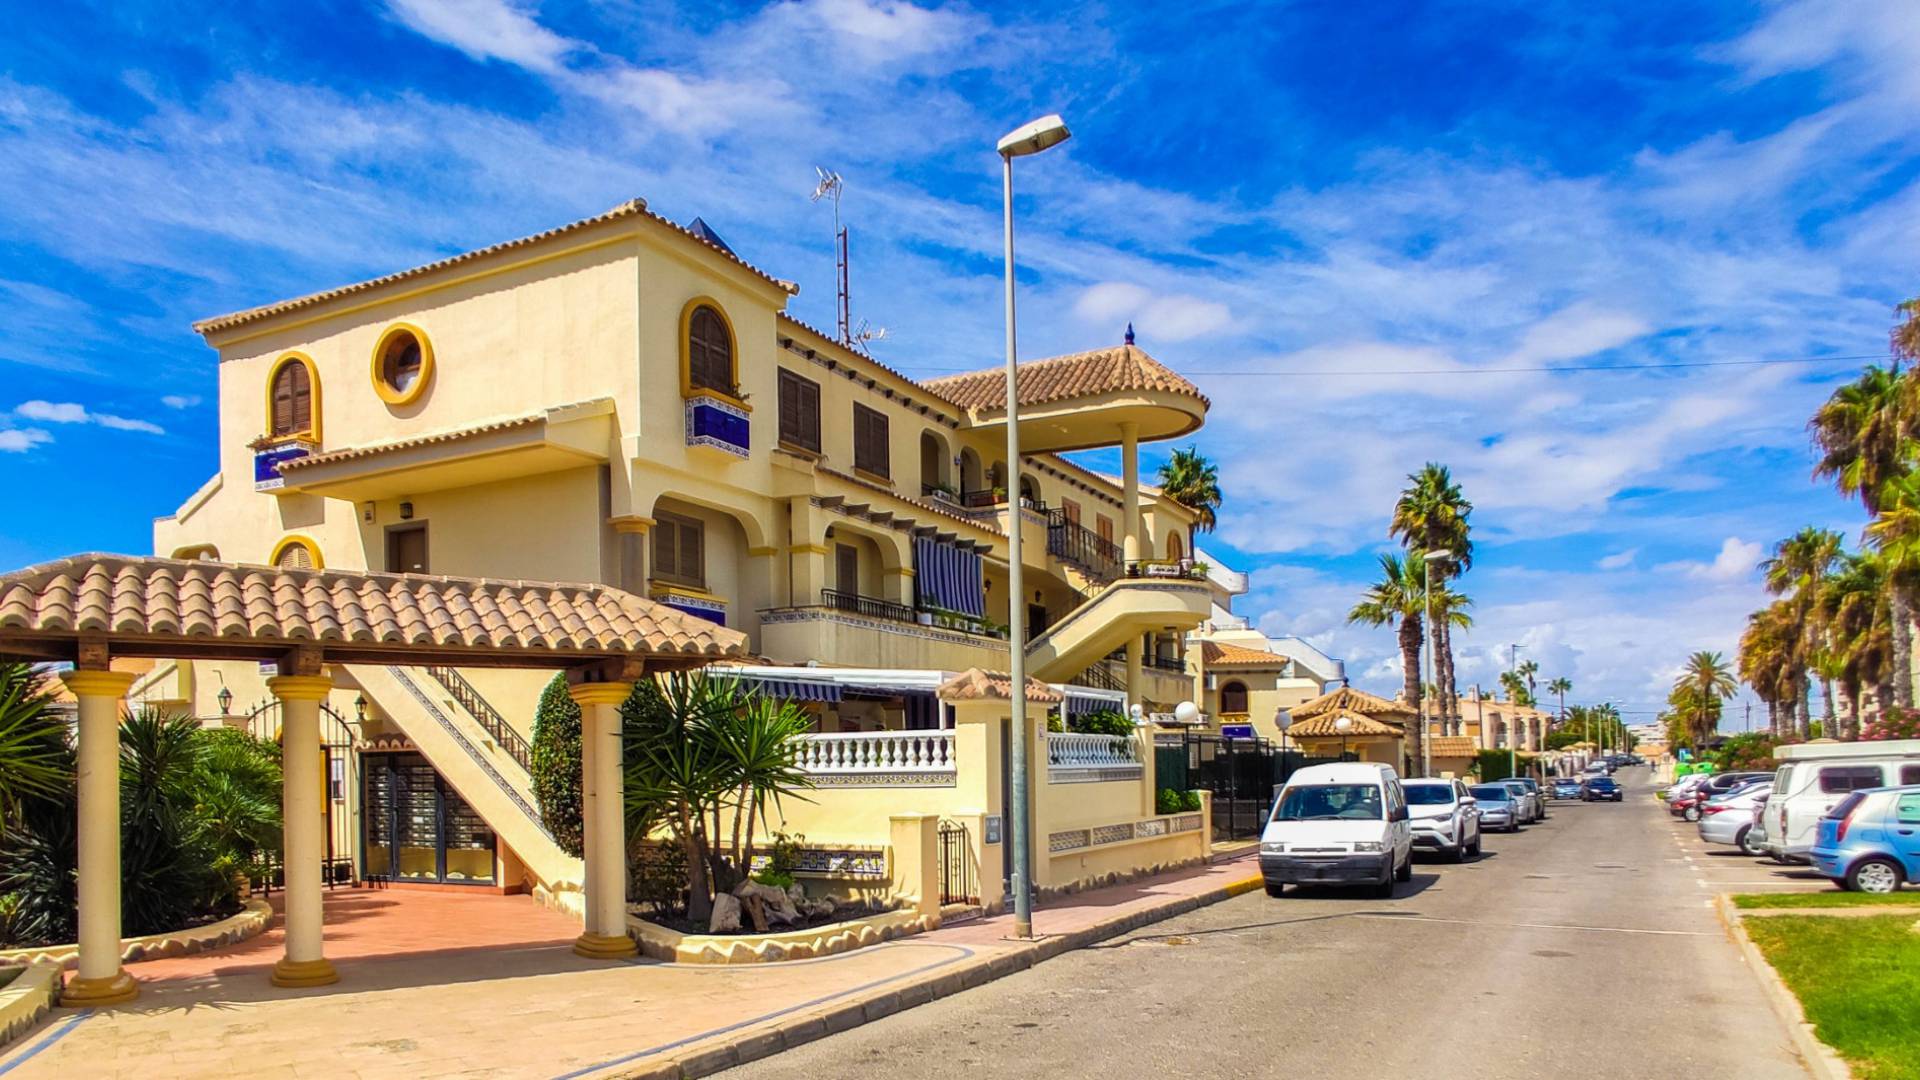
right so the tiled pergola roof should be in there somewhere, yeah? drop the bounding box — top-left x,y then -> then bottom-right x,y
0,554 -> 746,669
923,343 -> 1209,413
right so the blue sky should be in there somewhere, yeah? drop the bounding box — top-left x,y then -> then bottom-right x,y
3,0 -> 1917,726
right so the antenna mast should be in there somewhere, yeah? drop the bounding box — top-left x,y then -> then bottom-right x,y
811,168 -> 850,345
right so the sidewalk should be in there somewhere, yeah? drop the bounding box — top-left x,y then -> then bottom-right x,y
0,854 -> 1262,1080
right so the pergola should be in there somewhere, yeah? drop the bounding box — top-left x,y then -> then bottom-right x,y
0,554 -> 747,1004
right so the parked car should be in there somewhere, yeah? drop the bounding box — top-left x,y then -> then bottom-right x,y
1507,777 -> 1548,819
1259,762 -> 1413,898
1551,778 -> 1583,800
1674,772 -> 1771,820
1501,780 -> 1542,823
1581,776 -> 1623,801
1697,782 -> 1771,856
1764,740 -> 1920,863
1402,777 -> 1482,862
1470,784 -> 1521,832
1810,785 -> 1920,893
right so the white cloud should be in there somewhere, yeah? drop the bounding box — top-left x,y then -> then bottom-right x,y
385,0 -> 574,73
1072,282 -> 1232,343
1596,548 -> 1639,571
0,428 -> 52,453
14,400 -> 164,435
1657,536 -> 1764,582
160,394 -> 200,409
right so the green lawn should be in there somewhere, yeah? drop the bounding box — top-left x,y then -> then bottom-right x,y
1733,891 -> 1920,910
1743,914 -> 1920,1080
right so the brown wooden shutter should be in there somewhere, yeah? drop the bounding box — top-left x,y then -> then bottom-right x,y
288,362 -> 310,432
689,307 -> 732,393
778,370 -> 820,452
854,404 -> 888,478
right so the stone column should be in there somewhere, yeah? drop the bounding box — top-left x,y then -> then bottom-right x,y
268,674 -> 339,987
61,668 -> 138,1007
1125,636 -> 1144,726
571,682 -> 638,959
1119,421 -> 1140,563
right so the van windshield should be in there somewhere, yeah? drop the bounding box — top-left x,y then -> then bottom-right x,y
1273,784 -> 1383,822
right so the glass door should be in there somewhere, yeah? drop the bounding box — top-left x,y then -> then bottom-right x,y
361,752 -> 497,885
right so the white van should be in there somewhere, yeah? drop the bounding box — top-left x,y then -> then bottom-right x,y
1763,739 -> 1920,862
1259,761 -> 1412,897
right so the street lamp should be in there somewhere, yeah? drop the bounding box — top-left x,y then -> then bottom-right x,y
216,685 -> 233,716
1274,706 -> 1292,755
999,112 -> 1071,941
1335,714 -> 1353,760
1420,549 -> 1455,779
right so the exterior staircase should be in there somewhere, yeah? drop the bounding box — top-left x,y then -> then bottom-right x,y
346,664 -> 585,915
1024,573 -> 1213,685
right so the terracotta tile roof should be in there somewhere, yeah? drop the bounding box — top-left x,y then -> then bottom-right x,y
936,668 -> 1063,704
1292,685 -> 1418,720
277,413 -> 546,473
1426,736 -> 1479,757
1200,641 -> 1290,668
922,343 -> 1209,414
1286,708 -> 1403,738
193,199 -> 797,336
0,554 -> 747,661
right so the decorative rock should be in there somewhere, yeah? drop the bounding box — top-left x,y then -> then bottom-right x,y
741,893 -> 768,933
708,893 -> 743,934
733,880 -> 802,926
807,897 -> 836,919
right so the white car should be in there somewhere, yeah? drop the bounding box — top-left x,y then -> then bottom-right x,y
1403,777 -> 1482,862
1765,740 -> 1920,862
1697,782 -> 1771,856
1259,762 -> 1413,897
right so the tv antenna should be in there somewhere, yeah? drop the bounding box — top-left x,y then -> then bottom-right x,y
810,167 -> 851,346
851,318 -> 888,352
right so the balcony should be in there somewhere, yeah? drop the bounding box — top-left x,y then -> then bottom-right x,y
759,592 -> 1009,670
1046,509 -> 1123,582
796,729 -> 956,786
821,588 -> 916,624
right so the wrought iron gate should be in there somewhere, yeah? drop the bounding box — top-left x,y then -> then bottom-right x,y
243,699 -> 357,890
1155,732 -> 1339,840
938,820 -> 972,905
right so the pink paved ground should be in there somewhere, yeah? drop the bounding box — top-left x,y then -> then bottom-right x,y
2,855 -> 1260,1079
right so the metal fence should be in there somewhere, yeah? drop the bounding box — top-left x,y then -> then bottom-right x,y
1155,732 -> 1345,840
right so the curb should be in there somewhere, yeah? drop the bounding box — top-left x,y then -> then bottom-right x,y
0,897 -> 273,970
0,961 -> 61,1050
1713,894 -> 1852,1080
613,870 -> 1264,1079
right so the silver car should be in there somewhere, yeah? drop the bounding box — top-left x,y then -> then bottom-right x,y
1501,780 -> 1542,824
1471,783 -> 1521,832
1697,782 -> 1771,856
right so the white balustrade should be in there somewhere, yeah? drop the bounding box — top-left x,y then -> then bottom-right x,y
796,730 -> 956,777
1047,731 -> 1141,769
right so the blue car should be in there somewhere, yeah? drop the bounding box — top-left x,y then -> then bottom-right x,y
1810,784 -> 1920,894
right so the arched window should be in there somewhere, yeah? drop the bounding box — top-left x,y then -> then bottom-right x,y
1220,680 -> 1248,714
371,324 -> 434,406
1018,474 -> 1039,507
685,303 -> 735,395
1166,532 -> 1184,561
269,355 -> 315,438
272,537 -> 321,570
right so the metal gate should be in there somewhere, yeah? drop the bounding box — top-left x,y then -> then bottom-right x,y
243,699 -> 357,890
1155,732 -> 1342,840
937,820 -> 973,905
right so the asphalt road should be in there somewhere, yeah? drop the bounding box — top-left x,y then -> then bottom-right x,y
726,770 -> 1810,1080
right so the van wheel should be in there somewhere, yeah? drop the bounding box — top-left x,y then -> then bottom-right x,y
1395,854 -> 1413,882
1265,882 -> 1286,898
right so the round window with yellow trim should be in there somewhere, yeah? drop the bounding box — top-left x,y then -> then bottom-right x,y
270,536 -> 323,570
371,324 -> 434,406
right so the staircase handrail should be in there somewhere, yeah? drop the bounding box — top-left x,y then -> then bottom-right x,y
423,665 -> 533,772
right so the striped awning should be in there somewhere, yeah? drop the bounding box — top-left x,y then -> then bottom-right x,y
913,537 -> 985,619
715,674 -> 842,703
1064,688 -> 1125,718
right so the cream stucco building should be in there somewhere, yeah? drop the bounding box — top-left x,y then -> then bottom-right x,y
132,199 -> 1235,909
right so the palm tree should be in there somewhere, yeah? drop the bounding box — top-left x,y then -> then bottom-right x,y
1389,463 -> 1474,727
1515,659 -> 1539,705
0,664 -> 69,826
1348,552 -> 1430,772
1498,670 -> 1528,705
1674,651 -> 1738,747
1759,527 -> 1843,730
1546,677 -> 1571,726
1739,602 -> 1798,736
1819,551 -> 1893,738
1156,446 -> 1222,547
1810,365 -> 1919,705
1865,471 -> 1920,710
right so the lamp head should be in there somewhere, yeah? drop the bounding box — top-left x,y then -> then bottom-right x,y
998,115 -> 1072,158
1172,700 -> 1201,725
1274,707 -> 1292,732
1334,715 -> 1353,733
1423,549 -> 1455,565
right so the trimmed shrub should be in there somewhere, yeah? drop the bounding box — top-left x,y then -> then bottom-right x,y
1069,709 -> 1134,737
530,674 -> 584,858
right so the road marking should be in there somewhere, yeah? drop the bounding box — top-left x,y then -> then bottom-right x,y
1353,914 -> 1708,937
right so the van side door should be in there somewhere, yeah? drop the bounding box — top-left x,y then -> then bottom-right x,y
1801,765 -> 1887,847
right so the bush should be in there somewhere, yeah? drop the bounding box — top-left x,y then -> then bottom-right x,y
530,674 -> 584,858
1069,709 -> 1134,737
1709,732 -> 1797,773
1862,707 -> 1920,742
1473,749 -> 1518,781
1157,788 -> 1203,814
629,841 -> 688,916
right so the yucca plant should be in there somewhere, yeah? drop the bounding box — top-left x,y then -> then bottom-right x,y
0,663 -> 69,825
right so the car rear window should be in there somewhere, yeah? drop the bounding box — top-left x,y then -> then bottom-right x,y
1818,765 -> 1885,794
1824,792 -> 1869,820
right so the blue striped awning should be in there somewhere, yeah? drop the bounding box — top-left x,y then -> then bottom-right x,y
715,675 -> 842,703
913,537 -> 985,619
1065,690 -> 1121,718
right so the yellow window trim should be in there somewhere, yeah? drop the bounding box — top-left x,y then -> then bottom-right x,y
370,322 -> 435,407
264,351 -> 323,443
269,535 -> 324,570
679,296 -> 751,412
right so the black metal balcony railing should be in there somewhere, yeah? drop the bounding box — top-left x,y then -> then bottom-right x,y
1046,508 -> 1124,583
1148,654 -> 1187,673
1068,661 -> 1126,692
423,665 -> 533,772
821,588 -> 917,624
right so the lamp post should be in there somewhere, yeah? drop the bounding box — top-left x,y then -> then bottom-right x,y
1335,714 -> 1353,760
998,113 -> 1071,941
1420,549 -> 1455,778
1508,643 -> 1525,779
